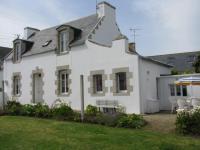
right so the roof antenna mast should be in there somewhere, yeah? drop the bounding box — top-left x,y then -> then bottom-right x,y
129,28 -> 141,43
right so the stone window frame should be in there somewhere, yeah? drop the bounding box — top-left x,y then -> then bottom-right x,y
30,67 -> 45,103
110,67 -> 133,96
55,65 -> 72,97
11,72 -> 22,97
88,70 -> 108,97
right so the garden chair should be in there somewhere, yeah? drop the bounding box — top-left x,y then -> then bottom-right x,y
191,98 -> 200,109
169,96 -> 178,113
177,98 -> 188,110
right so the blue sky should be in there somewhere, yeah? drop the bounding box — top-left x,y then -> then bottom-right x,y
0,0 -> 199,56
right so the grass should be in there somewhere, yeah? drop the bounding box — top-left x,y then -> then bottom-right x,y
0,116 -> 200,150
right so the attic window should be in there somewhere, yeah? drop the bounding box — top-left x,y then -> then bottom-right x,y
14,42 -> 21,62
42,40 -> 52,47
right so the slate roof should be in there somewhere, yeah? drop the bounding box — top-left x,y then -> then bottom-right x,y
0,46 -> 12,60
7,14 -> 99,58
148,51 -> 200,72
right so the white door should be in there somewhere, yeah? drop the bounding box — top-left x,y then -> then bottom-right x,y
33,73 -> 43,103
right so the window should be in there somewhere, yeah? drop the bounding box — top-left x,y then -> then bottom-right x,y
13,76 -> 20,96
93,74 -> 103,93
14,42 -> 21,62
59,70 -> 69,94
169,84 -> 175,96
176,85 -> 181,96
42,40 -> 52,47
187,55 -> 196,63
116,72 -> 127,92
59,30 -> 68,53
182,85 -> 187,96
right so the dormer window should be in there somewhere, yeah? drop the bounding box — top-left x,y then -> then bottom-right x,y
14,42 -> 21,62
59,30 -> 69,53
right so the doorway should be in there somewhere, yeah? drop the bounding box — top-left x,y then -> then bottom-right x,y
33,73 -> 43,103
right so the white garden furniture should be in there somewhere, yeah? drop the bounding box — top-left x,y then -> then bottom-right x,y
177,98 -> 188,110
191,98 -> 200,109
169,96 -> 178,113
175,76 -> 200,110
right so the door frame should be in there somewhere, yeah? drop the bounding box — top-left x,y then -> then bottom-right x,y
31,67 -> 44,103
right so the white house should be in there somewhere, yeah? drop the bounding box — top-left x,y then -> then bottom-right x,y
3,2 -> 171,114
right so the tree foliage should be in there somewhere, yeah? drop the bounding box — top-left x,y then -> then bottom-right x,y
193,54 -> 200,73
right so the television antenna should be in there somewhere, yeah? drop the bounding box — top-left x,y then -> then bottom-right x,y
129,28 -> 141,43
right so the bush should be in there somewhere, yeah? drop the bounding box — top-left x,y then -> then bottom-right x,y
6,101 -> 22,115
73,111 -> 81,122
176,108 -> 200,135
84,112 -> 127,127
34,103 -> 51,118
0,108 -> 5,116
52,104 -> 74,121
117,114 -> 146,129
21,104 -> 36,116
85,105 -> 98,116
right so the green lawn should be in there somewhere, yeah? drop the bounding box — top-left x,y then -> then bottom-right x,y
0,116 -> 199,150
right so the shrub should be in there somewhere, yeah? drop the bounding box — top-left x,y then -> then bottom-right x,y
117,114 -> 146,129
0,108 -> 5,116
73,111 -> 81,122
52,104 -> 74,121
34,103 -> 51,118
6,101 -> 22,115
21,104 -> 36,116
96,113 -> 127,127
85,105 -> 98,116
176,107 -> 200,135
84,112 -> 127,127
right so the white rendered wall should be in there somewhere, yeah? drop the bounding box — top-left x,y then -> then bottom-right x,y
138,58 -> 171,113
4,39 -> 141,114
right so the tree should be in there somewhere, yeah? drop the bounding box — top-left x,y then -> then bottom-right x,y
193,54 -> 200,73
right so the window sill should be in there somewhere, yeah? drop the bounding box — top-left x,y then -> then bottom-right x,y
13,94 -> 21,97
113,90 -> 130,96
117,90 -> 128,93
13,60 -> 21,64
92,92 -> 105,97
58,93 -> 70,97
57,51 -> 69,56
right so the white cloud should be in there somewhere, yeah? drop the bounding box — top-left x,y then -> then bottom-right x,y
0,0 -> 78,48
38,0 -> 78,23
132,0 -> 200,54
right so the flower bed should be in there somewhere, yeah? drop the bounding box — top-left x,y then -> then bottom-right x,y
3,101 -> 146,129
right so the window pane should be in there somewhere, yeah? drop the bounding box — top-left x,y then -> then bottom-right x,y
182,85 -> 187,96
93,75 -> 102,93
14,43 -> 20,61
176,85 -> 181,96
169,84 -> 175,96
116,72 -> 127,91
59,70 -> 68,93
65,74 -> 68,92
13,76 -> 20,95
59,31 -> 67,52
